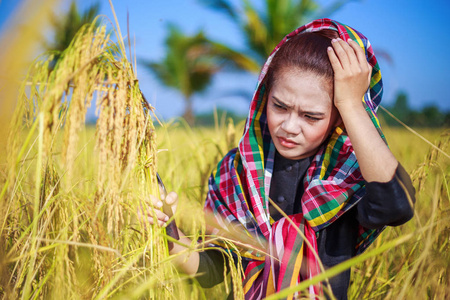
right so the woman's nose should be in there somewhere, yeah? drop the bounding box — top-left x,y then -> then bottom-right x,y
280,114 -> 301,135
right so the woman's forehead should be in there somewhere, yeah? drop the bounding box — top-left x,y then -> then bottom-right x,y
268,70 -> 333,109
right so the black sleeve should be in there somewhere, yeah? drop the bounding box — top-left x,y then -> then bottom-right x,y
196,248 -> 251,288
356,163 -> 416,229
196,249 -> 228,288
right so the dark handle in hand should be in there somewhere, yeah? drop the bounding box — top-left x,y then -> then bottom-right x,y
157,173 -> 180,251
162,201 -> 180,251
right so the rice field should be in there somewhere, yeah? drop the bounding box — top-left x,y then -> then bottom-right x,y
155,121 -> 450,299
0,5 -> 449,299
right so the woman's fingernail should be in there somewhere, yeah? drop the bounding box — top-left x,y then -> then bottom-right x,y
156,201 -> 163,208
347,38 -> 353,43
332,38 -> 338,43
164,216 -> 169,222
327,46 -> 332,51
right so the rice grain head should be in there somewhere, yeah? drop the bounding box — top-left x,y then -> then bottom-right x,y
0,15 -> 185,298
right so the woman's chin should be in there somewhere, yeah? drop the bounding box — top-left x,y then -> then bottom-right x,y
277,148 -> 310,160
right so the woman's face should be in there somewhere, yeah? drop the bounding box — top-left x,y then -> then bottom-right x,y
266,68 -> 340,160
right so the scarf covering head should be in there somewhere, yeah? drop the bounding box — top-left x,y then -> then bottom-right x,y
204,18 -> 385,299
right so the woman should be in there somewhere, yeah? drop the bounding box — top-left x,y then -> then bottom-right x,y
149,19 -> 415,299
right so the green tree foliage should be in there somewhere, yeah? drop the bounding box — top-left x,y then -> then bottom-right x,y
149,1 -> 351,124
381,91 -> 449,127
44,1 -> 100,68
195,108 -> 246,126
391,91 -> 410,121
143,24 -> 259,125
199,0 -> 353,66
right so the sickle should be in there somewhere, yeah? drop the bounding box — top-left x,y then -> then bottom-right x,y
156,173 -> 180,251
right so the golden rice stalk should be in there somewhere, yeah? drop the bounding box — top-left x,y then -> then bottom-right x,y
0,14 -> 184,299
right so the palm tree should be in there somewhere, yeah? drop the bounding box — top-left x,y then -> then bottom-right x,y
44,0 -> 100,68
143,23 -> 259,125
200,0 -> 353,66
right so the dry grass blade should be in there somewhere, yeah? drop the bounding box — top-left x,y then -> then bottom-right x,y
202,210 -> 269,256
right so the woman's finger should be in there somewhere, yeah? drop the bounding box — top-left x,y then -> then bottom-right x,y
331,38 -> 351,68
148,209 -> 169,221
339,39 -> 359,67
346,39 -> 371,85
165,191 -> 178,206
347,38 -> 368,67
327,45 -> 343,71
149,194 -> 163,208
144,216 -> 167,227
139,203 -> 167,220
138,206 -> 169,225
164,191 -> 179,215
340,39 -> 364,71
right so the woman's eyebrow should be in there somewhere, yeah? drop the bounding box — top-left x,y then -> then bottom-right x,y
272,96 -> 291,108
272,96 -> 325,116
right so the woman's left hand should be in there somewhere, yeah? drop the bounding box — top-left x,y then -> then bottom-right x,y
327,38 -> 372,111
327,37 -> 398,183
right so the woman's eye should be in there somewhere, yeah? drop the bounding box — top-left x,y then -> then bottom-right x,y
273,103 -> 286,110
305,115 -> 320,121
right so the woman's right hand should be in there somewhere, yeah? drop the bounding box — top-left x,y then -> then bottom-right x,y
139,191 -> 179,227
139,191 -> 200,275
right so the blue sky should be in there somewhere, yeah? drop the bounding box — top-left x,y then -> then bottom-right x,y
1,0 -> 449,121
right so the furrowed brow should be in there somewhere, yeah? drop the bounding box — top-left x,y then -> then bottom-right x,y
272,96 -> 326,116
272,96 -> 292,109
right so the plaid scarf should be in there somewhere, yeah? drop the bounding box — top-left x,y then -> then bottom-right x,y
204,18 -> 385,299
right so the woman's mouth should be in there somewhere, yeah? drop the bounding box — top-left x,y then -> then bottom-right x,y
277,137 -> 299,149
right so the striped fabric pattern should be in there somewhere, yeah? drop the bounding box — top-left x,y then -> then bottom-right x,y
204,18 -> 385,299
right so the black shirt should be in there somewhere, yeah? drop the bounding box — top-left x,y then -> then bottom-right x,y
196,152 -> 415,299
